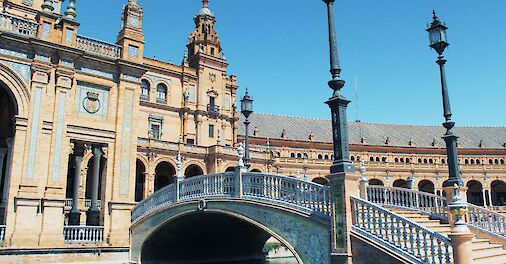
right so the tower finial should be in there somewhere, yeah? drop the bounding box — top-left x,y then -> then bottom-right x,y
203,0 -> 209,8
64,0 -> 77,21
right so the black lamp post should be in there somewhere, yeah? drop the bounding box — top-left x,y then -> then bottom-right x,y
241,89 -> 253,166
427,11 -> 463,187
323,0 -> 355,174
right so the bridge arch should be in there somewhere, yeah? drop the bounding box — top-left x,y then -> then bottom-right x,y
131,200 -> 330,264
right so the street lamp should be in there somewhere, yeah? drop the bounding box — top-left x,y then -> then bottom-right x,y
322,0 -> 354,174
426,11 -> 463,187
241,89 -> 253,166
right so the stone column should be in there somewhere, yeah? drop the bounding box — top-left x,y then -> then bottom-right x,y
488,189 -> 493,207
69,142 -> 85,226
86,144 -> 102,226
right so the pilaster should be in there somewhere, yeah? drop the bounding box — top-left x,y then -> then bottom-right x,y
328,171 -> 360,264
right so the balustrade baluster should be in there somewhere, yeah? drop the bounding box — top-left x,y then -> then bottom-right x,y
430,237 -> 436,264
403,222 -> 408,249
423,232 -> 429,263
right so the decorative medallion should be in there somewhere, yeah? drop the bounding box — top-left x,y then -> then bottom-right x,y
83,91 -> 101,114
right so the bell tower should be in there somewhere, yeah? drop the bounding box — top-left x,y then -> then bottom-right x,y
117,0 -> 145,63
187,0 -> 223,66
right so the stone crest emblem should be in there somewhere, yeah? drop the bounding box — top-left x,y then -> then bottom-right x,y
83,91 -> 101,114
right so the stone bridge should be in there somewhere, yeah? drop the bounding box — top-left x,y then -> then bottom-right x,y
130,167 -> 333,264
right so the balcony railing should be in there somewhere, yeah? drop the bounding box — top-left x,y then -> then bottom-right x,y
65,199 -> 102,211
0,225 -> 5,241
0,13 -> 37,37
207,104 -> 220,115
76,35 -> 121,58
63,226 -> 104,244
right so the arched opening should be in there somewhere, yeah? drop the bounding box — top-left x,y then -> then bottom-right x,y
154,162 -> 176,192
296,153 -> 302,159
368,179 -> 384,186
312,177 -> 329,186
250,169 -> 261,173
466,180 -> 484,206
0,84 -> 17,224
84,155 -> 106,204
324,154 -> 329,160
491,180 -> 506,206
418,180 -> 435,194
225,167 -> 235,172
140,212 -> 296,263
318,154 -> 323,160
393,179 -> 408,189
135,160 -> 146,202
184,164 -> 204,178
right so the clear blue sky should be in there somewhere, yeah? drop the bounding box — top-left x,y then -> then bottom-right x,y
74,0 -> 506,126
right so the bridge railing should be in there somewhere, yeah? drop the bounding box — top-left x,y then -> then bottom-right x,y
351,196 -> 452,264
467,203 -> 506,239
132,184 -> 176,222
179,172 -> 235,201
132,170 -> 332,223
367,186 -> 447,217
243,173 -> 331,217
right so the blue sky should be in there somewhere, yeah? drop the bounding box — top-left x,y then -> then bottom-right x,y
74,0 -> 506,126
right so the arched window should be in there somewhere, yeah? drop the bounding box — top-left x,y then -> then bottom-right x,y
476,159 -> 481,165
370,157 -> 374,162
429,158 -> 433,164
465,159 -> 469,165
470,159 -> 475,165
156,83 -> 168,103
405,158 -> 410,163
375,157 -> 380,162
394,158 -> 399,163
400,158 -> 404,163
423,159 -> 428,164
441,159 -> 446,164
296,153 -> 302,159
290,153 -> 296,158
382,157 -> 387,162
489,159 -> 493,164
324,154 -> 329,160
318,154 -> 323,160
495,159 -> 499,164
141,79 -> 150,100
350,156 -> 355,161
418,158 -> 422,163
501,159 -> 505,165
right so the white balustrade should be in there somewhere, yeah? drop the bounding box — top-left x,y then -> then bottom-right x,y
76,35 -> 121,58
467,204 -> 506,239
0,225 -> 5,241
367,186 -> 447,217
63,226 -> 103,244
0,13 -> 37,37
351,196 -> 452,264
131,171 -> 332,223
132,184 -> 176,222
64,198 -> 101,210
242,172 -> 331,217
179,173 -> 235,201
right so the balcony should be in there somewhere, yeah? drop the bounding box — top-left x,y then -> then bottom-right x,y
63,226 -> 104,244
207,104 -> 220,116
64,199 -> 102,211
0,13 -> 38,37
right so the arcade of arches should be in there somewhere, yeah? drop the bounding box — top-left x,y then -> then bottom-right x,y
0,85 -> 15,224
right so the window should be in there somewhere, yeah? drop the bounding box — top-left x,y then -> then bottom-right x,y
209,124 -> 215,138
210,47 -> 215,55
141,80 -> 150,100
209,96 -> 215,112
186,138 -> 195,145
150,124 -> 160,140
156,83 -> 167,103
148,114 -> 163,140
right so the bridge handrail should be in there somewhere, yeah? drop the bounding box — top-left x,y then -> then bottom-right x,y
351,196 -> 452,264
242,172 -> 331,217
132,184 -> 176,222
366,185 -> 448,217
467,203 -> 506,239
179,172 -> 235,201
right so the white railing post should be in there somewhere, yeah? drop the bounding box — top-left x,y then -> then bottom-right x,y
234,166 -> 245,198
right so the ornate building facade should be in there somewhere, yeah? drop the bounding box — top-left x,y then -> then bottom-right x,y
0,0 -> 504,249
